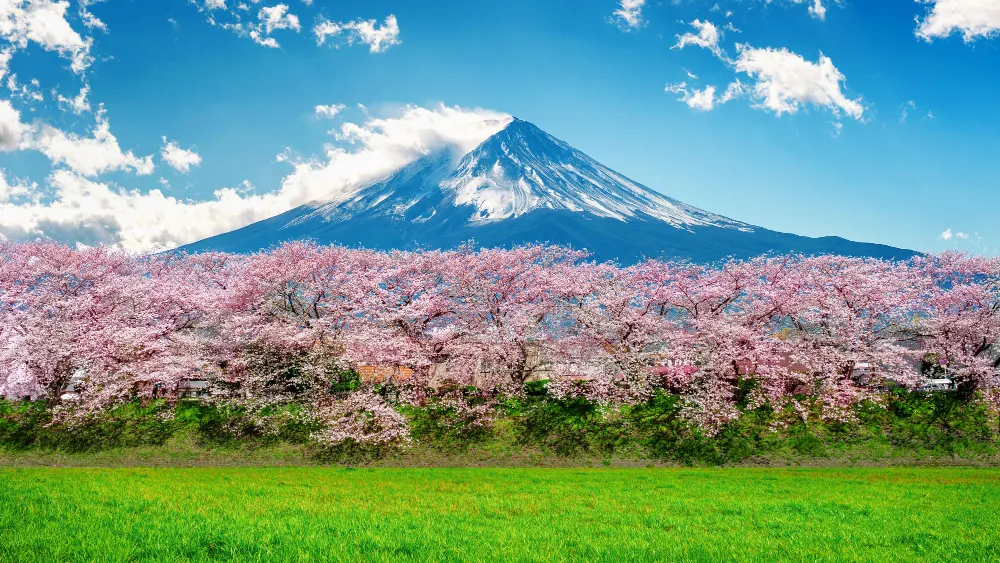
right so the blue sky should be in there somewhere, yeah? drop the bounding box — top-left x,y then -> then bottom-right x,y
0,0 -> 998,253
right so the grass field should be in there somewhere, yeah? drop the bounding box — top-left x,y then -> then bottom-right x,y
0,468 -> 998,562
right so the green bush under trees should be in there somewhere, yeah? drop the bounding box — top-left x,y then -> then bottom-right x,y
1,385 -> 998,465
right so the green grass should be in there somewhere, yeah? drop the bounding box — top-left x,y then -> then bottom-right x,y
0,468 -> 998,562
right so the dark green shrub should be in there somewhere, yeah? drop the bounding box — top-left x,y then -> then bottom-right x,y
0,400 -> 176,452
181,402 -> 321,447
1,388 -> 998,464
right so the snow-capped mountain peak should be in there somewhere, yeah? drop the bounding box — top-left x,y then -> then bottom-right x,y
181,117 -> 915,264
439,118 -> 748,229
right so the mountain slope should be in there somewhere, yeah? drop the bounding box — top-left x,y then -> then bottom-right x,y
181,118 -> 916,263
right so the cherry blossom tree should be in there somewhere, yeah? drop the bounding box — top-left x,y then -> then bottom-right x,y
914,252 -> 1000,398
2,240 -> 998,434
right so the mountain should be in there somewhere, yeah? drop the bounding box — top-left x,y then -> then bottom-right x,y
181,118 -> 917,263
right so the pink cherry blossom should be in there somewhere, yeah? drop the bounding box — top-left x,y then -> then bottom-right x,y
2,240 -> 998,432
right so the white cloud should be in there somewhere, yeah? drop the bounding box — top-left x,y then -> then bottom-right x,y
0,99 -> 26,149
55,84 -> 90,114
916,0 -> 1000,42
900,100 -> 915,123
7,72 -> 44,104
665,82 -> 719,111
312,20 -> 337,42
244,4 -> 301,48
667,26 -> 862,122
685,86 -> 717,111
0,168 -> 34,202
79,0 -> 107,32
665,79 -> 746,112
808,0 -> 827,20
0,170 -> 273,251
258,4 -> 299,35
280,104 -> 510,211
673,19 -> 724,57
198,3 -> 400,52
940,228 -> 974,241
754,0 -> 840,20
160,137 -> 203,173
203,2 -> 302,48
612,0 -> 646,30
27,107 -> 155,176
0,105 -> 512,252
0,0 -> 94,73
0,47 -> 11,82
732,45 -> 864,119
346,16 -> 400,52
249,34 -> 278,48
899,100 -> 935,124
719,80 -> 746,103
315,103 -> 345,119
314,15 -> 401,53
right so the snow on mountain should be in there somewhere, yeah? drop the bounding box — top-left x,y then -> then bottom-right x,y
180,118 -> 916,263
441,118 -> 749,229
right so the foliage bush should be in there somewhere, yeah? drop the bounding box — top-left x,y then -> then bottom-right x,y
0,382 -> 1000,465
4,386 -> 997,465
176,402 -> 322,448
0,400 -> 177,452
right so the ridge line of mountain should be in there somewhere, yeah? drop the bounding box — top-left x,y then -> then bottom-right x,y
179,118 -> 917,264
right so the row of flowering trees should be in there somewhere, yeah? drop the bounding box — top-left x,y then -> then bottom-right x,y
1,241 -> 999,439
